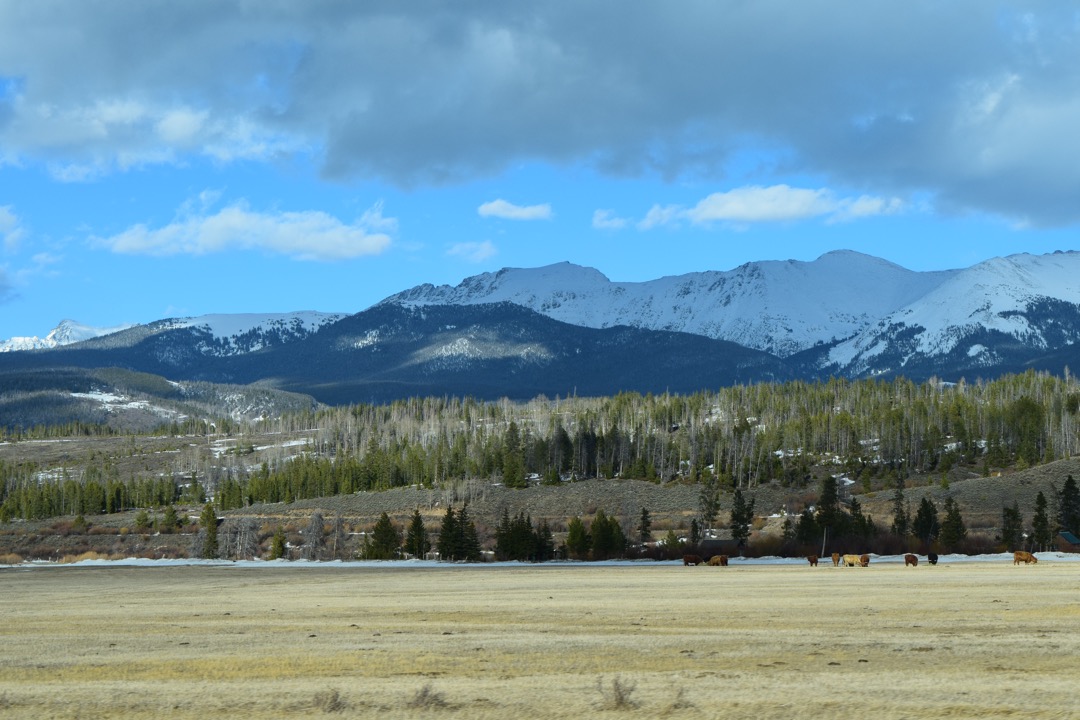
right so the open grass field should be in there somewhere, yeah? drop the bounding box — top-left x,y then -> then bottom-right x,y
1,561 -> 1077,719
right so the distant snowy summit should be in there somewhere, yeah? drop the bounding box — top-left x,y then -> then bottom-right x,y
827,250 -> 1080,375
383,249 -> 1080,376
1,312 -> 346,354
7,250 -> 1080,384
383,250 -> 958,357
0,319 -> 134,352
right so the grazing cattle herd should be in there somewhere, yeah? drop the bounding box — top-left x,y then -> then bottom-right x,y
682,550 -> 1041,567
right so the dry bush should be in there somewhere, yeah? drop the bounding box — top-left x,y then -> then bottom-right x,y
596,675 -> 637,710
89,525 -> 118,535
311,687 -> 347,713
51,520 -> 75,536
406,683 -> 448,709
26,543 -> 57,560
0,552 -> 23,564
663,686 -> 695,714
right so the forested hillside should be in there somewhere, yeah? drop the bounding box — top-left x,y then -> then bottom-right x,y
2,370 -> 1080,561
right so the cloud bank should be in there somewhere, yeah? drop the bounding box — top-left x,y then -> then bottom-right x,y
478,199 -> 552,221
638,185 -> 904,229
96,202 -> 393,261
2,2 -> 1080,225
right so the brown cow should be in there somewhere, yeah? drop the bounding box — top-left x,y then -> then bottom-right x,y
831,552 -> 840,567
807,554 -> 818,567
842,554 -> 862,567
683,554 -> 703,566
706,555 -> 728,566
904,553 -> 918,567
1013,550 -> 1038,565
859,554 -> 870,567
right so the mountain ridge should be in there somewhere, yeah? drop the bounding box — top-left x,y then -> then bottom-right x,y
4,250 -> 1080,407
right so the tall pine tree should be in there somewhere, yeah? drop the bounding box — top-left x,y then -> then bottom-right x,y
198,502 -> 218,559
405,508 -> 431,559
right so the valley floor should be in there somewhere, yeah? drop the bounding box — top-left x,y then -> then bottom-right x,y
1,562 -> 1076,719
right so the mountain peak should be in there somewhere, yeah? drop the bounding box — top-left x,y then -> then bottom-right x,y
380,252 -> 956,357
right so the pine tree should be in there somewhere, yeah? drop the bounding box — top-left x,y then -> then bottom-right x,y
436,506 -> 458,561
199,502 -> 219,559
889,479 -> 909,537
565,516 -> 590,560
638,507 -> 652,545
161,505 -> 179,533
365,512 -> 401,560
1032,491 -> 1053,551
1000,502 -> 1024,551
729,487 -> 755,549
815,475 -> 844,536
405,509 -> 431,559
535,519 -> 555,561
455,504 -> 482,561
502,421 -> 526,488
269,525 -> 287,560
699,475 -> 721,531
590,510 -> 625,560
939,497 -> 967,551
912,497 -> 939,545
1058,475 -> 1080,535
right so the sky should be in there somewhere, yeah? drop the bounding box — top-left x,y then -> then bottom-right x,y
1,1 -> 1079,339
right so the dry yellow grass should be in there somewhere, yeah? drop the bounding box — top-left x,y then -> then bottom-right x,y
1,562 -> 1077,718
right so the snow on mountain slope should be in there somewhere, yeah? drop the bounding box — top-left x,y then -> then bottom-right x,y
1,313 -> 346,355
383,251 -> 957,357
0,319 -> 134,352
829,251 -> 1080,372
172,312 -> 346,341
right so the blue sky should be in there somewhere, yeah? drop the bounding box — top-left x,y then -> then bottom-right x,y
1,2 -> 1079,339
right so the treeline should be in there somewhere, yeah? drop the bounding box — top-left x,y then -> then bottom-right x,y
4,371 -> 1080,525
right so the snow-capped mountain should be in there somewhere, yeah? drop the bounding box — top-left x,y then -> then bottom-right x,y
5,250 -> 1080,409
826,251 -> 1080,376
382,251 -> 957,357
0,319 -> 134,352
2,312 -> 346,357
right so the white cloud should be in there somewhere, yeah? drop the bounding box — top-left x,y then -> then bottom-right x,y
636,204 -> 684,231
478,199 -> 552,221
96,202 -> 393,261
686,186 -> 836,224
639,185 -> 904,229
592,209 -> 628,230
358,200 -> 398,233
0,206 -> 25,252
447,240 -> 497,263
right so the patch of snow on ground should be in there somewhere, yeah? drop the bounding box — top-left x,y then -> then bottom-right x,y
6,552 -> 1078,569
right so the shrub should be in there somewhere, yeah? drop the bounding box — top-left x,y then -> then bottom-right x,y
0,553 -> 23,565
312,688 -> 347,713
596,676 -> 637,710
406,684 -> 447,709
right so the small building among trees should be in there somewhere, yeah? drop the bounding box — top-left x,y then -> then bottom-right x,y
1055,530 -> 1080,553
